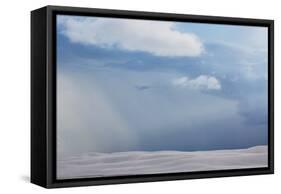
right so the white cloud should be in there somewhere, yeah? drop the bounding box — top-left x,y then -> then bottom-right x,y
58,16 -> 204,57
172,75 -> 221,90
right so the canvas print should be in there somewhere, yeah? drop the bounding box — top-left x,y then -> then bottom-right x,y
56,15 -> 268,179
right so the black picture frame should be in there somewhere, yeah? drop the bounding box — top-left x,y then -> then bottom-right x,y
31,5 -> 274,188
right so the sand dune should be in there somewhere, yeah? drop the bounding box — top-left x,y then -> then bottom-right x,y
57,145 -> 268,179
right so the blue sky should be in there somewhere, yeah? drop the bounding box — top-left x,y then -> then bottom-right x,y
56,15 -> 268,156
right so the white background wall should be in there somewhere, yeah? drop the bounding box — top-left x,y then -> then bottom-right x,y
0,0 -> 279,193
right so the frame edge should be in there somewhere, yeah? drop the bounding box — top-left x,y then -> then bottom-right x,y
31,6 -> 48,188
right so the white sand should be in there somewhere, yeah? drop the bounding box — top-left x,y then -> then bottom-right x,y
57,145 -> 268,179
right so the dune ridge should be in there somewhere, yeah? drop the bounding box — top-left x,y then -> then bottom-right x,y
57,145 -> 268,179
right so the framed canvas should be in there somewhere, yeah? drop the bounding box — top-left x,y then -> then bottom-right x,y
31,5 -> 274,188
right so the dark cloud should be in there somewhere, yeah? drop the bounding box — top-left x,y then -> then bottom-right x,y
135,85 -> 151,91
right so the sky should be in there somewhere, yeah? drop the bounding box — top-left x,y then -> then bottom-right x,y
56,15 -> 268,157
